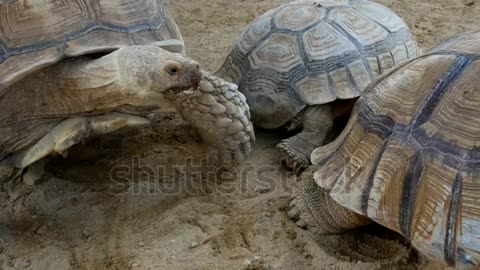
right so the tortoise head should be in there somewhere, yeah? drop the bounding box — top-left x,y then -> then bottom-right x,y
115,45 -> 202,98
160,58 -> 202,92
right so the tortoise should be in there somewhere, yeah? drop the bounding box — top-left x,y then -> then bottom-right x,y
288,31 -> 480,269
0,0 -> 254,183
216,0 -> 419,171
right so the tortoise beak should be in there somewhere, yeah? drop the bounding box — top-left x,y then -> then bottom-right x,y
188,61 -> 202,90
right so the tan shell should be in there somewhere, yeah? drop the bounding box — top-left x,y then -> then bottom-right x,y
0,0 -> 183,90
217,0 -> 419,129
311,31 -> 480,269
0,0 -> 183,162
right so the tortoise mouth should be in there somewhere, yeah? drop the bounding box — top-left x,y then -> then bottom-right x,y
165,86 -> 196,95
114,105 -> 158,118
163,87 -> 199,103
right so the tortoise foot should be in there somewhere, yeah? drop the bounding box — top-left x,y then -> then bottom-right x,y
211,140 -> 253,164
288,168 -> 371,234
22,160 -> 45,186
277,138 -> 311,175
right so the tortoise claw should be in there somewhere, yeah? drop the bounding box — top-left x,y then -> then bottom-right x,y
277,141 -> 310,175
294,162 -> 307,175
287,201 -> 301,221
295,219 -> 308,229
288,198 -> 309,230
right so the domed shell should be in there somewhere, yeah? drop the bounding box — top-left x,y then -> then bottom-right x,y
311,31 -> 480,269
217,0 -> 419,129
0,0 -> 183,90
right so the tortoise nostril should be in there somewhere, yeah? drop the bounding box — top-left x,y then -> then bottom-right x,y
191,61 -> 200,70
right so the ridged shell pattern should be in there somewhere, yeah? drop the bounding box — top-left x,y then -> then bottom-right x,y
217,0 -> 418,128
311,31 -> 480,270
0,0 -> 182,89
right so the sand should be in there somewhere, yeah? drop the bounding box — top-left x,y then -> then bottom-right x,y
1,0 -> 479,269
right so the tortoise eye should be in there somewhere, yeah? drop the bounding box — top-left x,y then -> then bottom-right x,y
166,64 -> 181,76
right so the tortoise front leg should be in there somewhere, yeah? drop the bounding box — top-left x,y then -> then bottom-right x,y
277,104 -> 333,174
173,72 -> 255,162
4,113 -> 150,184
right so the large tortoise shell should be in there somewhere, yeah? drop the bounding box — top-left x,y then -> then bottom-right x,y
217,0 -> 418,128
0,0 -> 182,90
311,31 -> 480,269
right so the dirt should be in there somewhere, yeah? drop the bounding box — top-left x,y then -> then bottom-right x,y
1,0 -> 480,269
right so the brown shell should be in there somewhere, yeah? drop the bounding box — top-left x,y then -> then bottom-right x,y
0,0 -> 183,161
217,0 -> 418,129
0,0 -> 183,89
311,31 -> 480,269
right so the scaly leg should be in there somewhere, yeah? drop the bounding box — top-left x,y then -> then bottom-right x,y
4,113 -> 150,183
288,167 -> 371,234
174,72 -> 255,163
277,104 -> 333,174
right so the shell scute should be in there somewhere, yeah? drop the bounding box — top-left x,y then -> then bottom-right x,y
328,8 -> 388,47
273,4 -> 326,31
302,22 -> 358,62
352,0 -> 408,33
0,0 -> 95,49
296,72 -> 335,105
237,16 -> 272,54
248,33 -> 303,72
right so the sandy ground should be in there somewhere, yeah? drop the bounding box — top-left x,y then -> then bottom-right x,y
1,0 -> 480,269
